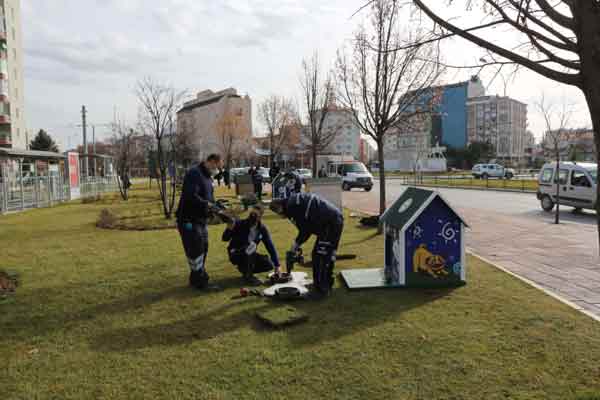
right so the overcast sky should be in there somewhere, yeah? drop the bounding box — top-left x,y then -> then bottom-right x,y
23,0 -> 591,151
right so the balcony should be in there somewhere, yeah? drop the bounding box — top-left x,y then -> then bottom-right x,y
0,114 -> 10,124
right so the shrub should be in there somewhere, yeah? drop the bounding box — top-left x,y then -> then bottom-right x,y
96,208 -> 118,229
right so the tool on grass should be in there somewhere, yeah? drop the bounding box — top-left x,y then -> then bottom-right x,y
268,248 -> 304,285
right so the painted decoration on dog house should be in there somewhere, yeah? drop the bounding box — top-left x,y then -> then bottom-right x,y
380,187 -> 468,288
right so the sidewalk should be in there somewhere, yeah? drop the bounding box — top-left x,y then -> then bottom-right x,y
344,190 -> 600,320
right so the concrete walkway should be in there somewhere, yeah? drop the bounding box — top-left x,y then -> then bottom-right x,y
343,187 -> 600,320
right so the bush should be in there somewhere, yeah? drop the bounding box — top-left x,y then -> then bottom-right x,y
96,208 -> 118,229
82,195 -> 102,204
0,270 -> 19,294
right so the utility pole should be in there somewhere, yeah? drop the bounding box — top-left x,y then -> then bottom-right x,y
81,105 -> 88,179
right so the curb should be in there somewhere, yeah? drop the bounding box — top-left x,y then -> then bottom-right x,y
468,251 -> 600,323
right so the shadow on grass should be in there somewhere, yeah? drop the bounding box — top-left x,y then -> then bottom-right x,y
89,283 -> 454,352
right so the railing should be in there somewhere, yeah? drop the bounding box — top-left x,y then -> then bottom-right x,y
0,175 -> 117,214
397,174 -> 539,193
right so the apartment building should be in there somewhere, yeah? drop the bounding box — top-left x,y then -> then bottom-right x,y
0,0 -> 25,149
311,105 -> 362,160
467,95 -> 528,163
177,88 -> 252,160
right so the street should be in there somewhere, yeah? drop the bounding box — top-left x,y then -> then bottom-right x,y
343,180 -> 600,319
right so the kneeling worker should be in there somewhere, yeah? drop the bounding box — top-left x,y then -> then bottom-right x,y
270,193 -> 344,298
222,204 -> 281,285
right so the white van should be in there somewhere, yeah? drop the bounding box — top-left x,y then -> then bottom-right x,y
329,161 -> 374,191
536,162 -> 597,212
472,163 -> 515,179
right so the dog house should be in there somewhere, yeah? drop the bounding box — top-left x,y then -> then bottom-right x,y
380,187 -> 468,288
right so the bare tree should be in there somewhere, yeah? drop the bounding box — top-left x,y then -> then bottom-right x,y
174,118 -> 200,170
404,0 -> 600,251
258,95 -> 297,167
216,111 -> 245,174
110,120 -> 135,201
135,77 -> 186,219
337,0 -> 443,218
300,52 -> 341,177
537,94 -> 573,225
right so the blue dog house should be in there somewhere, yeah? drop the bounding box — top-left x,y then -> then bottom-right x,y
380,187 -> 468,288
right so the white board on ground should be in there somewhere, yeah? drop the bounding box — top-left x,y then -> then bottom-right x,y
262,272 -> 312,297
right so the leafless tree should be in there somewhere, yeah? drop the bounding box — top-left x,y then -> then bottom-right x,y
337,0 -> 444,218
109,120 -> 135,201
537,93 -> 573,225
174,118 -> 200,169
300,52 -> 341,177
216,111 -> 245,175
258,95 -> 297,167
402,0 -> 600,252
135,77 -> 186,219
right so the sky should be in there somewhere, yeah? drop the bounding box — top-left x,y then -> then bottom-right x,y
22,0 -> 592,151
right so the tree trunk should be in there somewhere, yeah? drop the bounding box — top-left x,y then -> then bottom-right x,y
575,0 -> 600,254
555,148 -> 560,225
312,148 -> 318,179
377,138 -> 386,232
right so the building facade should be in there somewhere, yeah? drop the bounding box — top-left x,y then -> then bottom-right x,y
467,95 -> 528,163
0,0 -> 25,149
176,88 -> 252,160
312,106 -> 362,160
544,128 -> 596,162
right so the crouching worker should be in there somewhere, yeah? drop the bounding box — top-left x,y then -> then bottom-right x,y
222,204 -> 280,286
270,193 -> 344,299
176,153 -> 223,291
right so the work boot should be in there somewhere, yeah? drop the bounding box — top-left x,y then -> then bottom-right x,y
307,288 -> 330,301
243,275 -> 263,287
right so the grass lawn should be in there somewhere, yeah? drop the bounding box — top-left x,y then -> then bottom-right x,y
2,186 -> 600,400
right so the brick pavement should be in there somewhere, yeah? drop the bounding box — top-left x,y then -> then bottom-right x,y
343,189 -> 600,321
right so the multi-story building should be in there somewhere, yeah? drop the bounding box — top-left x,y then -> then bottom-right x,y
311,105 -> 362,160
359,136 -> 376,165
382,76 -> 485,171
467,95 -> 528,163
0,0 -> 25,149
176,88 -> 252,160
543,128 -> 596,162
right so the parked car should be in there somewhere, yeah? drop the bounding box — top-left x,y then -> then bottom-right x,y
536,162 -> 597,212
229,167 -> 249,178
329,161 -> 373,191
472,164 -> 515,179
257,167 -> 271,183
296,168 -> 313,182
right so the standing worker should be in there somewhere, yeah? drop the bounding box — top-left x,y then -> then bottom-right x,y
270,193 -> 344,299
222,204 -> 280,286
251,166 -> 263,200
176,153 -> 223,290
223,166 -> 231,189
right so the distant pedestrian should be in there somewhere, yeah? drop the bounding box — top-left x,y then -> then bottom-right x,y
252,166 -> 264,200
318,165 -> 327,178
215,168 -> 223,186
269,163 -> 281,181
223,166 -> 231,189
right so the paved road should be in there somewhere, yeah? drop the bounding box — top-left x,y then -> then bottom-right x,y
343,181 -> 600,320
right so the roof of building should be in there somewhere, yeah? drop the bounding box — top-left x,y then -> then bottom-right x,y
380,187 -> 468,231
0,148 -> 66,159
177,94 -> 241,114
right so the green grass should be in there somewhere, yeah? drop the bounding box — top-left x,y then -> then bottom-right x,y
2,186 -> 600,399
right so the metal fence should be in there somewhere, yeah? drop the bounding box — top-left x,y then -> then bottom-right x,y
397,174 -> 538,193
1,175 -> 117,214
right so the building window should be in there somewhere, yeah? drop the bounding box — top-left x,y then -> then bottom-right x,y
11,27 -> 15,41
16,107 -> 19,118
12,48 -> 16,60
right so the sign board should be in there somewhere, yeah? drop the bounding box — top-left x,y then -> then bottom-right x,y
66,152 -> 81,200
